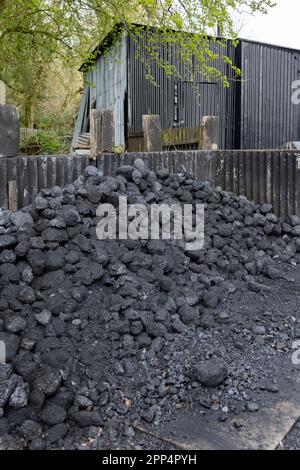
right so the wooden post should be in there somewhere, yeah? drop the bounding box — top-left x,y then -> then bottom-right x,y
101,110 -> 115,152
200,116 -> 219,150
90,109 -> 115,158
142,115 -> 162,152
8,180 -> 17,211
90,109 -> 101,158
0,81 -> 6,105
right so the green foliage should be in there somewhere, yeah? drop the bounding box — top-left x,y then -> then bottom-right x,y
36,110 -> 78,135
0,0 -> 275,138
20,130 -> 70,155
36,130 -> 62,154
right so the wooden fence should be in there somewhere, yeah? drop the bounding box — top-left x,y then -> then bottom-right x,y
128,125 -> 212,152
20,128 -> 39,142
1,150 -> 300,217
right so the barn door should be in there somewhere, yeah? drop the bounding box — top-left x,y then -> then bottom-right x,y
175,81 -> 219,128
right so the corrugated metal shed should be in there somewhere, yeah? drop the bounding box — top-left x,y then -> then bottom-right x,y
127,31 -> 238,149
238,40 -> 300,149
72,26 -> 300,151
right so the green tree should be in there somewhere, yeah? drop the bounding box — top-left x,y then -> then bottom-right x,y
0,0 -> 275,128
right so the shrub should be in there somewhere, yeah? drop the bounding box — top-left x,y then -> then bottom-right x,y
20,130 -> 71,155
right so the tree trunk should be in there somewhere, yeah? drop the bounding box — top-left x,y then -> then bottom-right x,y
23,70 -> 44,128
24,95 -> 36,129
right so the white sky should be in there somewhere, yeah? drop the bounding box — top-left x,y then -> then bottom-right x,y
237,0 -> 300,50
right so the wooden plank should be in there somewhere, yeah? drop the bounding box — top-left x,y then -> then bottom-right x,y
28,157 -> 38,205
101,110 -> 115,152
8,180 -> 17,212
213,151 -> 224,188
200,116 -> 219,150
90,109 -> 101,157
244,151 -> 253,201
273,151 -> 281,216
279,152 -> 287,217
142,115 -> 162,152
80,155 -> 89,175
239,151 -> 246,197
128,136 -> 144,152
73,143 -> 91,150
55,157 -> 64,188
161,126 -> 202,151
224,153 -> 231,192
0,158 -> 8,208
96,154 -> 104,174
287,153 -> 296,215
16,158 -> 24,209
73,156 -> 83,180
46,157 -> 55,190
90,110 -> 115,156
38,157 -> 48,192
252,151 -> 259,205
266,151 -> 272,206
65,156 -> 74,185
7,157 -> 18,208
258,151 -> 266,204
232,151 -> 239,194
20,157 -> 29,207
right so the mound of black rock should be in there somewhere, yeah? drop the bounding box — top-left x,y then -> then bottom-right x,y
0,159 -> 300,449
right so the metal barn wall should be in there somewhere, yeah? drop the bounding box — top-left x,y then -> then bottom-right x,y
73,34 -> 127,147
127,32 -> 238,149
239,40 -> 300,149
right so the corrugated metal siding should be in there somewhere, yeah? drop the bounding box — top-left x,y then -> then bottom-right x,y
2,151 -> 300,217
94,34 -> 127,146
75,34 -> 127,147
127,32 -> 238,149
239,40 -> 300,149
73,29 -> 300,151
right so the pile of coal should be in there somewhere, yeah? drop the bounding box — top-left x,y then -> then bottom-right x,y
0,159 -> 299,449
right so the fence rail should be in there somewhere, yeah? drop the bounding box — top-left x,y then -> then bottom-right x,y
0,150 -> 300,217
20,128 -> 39,141
128,125 -> 205,152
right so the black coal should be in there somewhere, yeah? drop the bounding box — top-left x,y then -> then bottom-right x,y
0,159 -> 300,449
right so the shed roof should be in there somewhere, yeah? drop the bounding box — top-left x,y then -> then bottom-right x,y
80,22 -> 300,73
